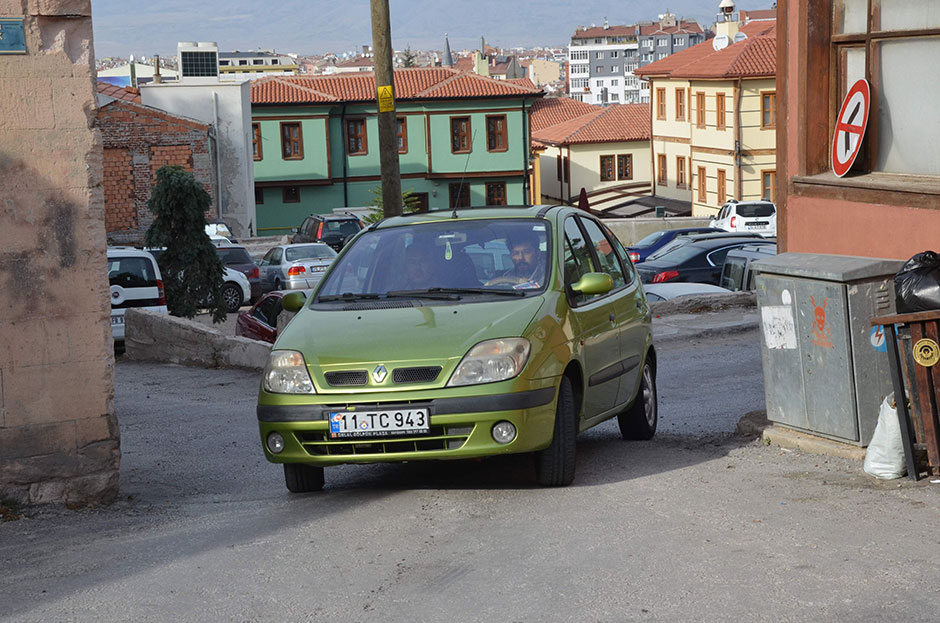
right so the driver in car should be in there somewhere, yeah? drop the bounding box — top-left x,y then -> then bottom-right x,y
486,234 -> 545,288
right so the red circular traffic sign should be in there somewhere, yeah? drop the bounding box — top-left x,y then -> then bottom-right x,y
831,79 -> 870,177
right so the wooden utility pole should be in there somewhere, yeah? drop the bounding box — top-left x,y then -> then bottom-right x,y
370,0 -> 403,217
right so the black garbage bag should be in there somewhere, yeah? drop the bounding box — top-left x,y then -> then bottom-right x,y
895,251 -> 940,313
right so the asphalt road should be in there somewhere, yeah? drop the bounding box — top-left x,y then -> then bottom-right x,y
2,332 -> 939,622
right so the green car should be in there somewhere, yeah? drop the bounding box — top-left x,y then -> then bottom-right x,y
257,206 -> 657,491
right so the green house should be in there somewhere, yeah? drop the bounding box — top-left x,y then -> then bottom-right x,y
250,68 -> 542,234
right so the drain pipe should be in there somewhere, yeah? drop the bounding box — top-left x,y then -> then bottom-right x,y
735,77 -> 743,200
341,103 -> 348,207
212,92 -> 223,219
521,96 -> 529,206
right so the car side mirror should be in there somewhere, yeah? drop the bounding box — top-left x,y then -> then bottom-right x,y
571,272 -> 614,296
291,227 -> 299,234
281,291 -> 307,312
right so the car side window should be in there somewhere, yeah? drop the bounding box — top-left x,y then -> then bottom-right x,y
260,249 -> 274,267
300,218 -> 313,236
580,218 -> 626,291
255,297 -> 278,326
563,217 -> 597,305
271,248 -> 283,264
707,245 -> 737,267
603,223 -> 637,286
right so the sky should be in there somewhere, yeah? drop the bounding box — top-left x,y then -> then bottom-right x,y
91,0 -> 775,59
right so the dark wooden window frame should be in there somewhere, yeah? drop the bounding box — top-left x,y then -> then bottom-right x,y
617,154 -> 633,180
676,155 -> 686,187
254,186 -> 264,204
449,182 -> 471,208
280,122 -> 303,160
600,155 -> 615,182
252,123 -> 262,161
486,115 -> 508,152
451,116 -> 472,154
762,169 -> 777,203
346,118 -> 368,156
556,153 -> 562,181
396,117 -> 408,154
760,91 -> 776,130
485,181 -> 507,205
282,186 -> 300,203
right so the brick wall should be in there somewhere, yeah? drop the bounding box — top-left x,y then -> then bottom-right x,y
97,101 -> 216,246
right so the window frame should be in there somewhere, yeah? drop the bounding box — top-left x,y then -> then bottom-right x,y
716,93 -> 727,131
760,91 -> 776,130
485,114 -> 508,153
282,186 -> 300,203
254,186 -> 264,204
717,169 -> 727,205
485,181 -> 507,206
617,154 -> 633,181
676,155 -> 686,187
280,122 -> 303,160
450,116 -> 472,154
346,118 -> 368,156
675,88 -> 686,121
448,182 -> 470,208
762,169 -> 777,203
695,92 -> 706,128
697,166 -> 707,202
600,155 -> 615,182
656,87 -> 667,120
396,117 -> 408,154
657,153 -> 667,185
252,123 -> 262,161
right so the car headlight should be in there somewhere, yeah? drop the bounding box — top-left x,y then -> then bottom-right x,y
263,350 -> 317,394
447,338 -> 530,387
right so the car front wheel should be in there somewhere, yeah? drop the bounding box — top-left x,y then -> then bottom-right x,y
618,359 -> 657,440
535,376 -> 577,486
220,282 -> 243,313
284,463 -> 324,493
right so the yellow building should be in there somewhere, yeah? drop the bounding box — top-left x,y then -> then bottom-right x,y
530,98 -> 651,212
636,20 -> 777,216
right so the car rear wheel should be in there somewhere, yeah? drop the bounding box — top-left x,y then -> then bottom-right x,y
220,282 -> 243,313
284,463 -> 324,493
274,279 -> 283,291
618,359 -> 657,440
535,376 -> 577,486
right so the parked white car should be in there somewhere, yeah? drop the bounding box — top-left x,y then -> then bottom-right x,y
711,200 -> 777,237
107,247 -> 168,343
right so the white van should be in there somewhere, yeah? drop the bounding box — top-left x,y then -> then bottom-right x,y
107,247 -> 168,342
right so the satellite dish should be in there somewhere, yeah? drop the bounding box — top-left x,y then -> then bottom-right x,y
733,31 -> 748,44
712,35 -> 730,51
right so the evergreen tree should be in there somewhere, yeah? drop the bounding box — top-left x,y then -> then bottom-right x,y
362,186 -> 422,224
145,166 -> 227,322
402,46 -> 418,68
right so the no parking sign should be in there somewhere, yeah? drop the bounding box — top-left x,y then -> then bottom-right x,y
831,79 -> 870,177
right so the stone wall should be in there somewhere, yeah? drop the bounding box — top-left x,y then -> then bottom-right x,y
97,100 -> 214,246
0,0 -> 119,505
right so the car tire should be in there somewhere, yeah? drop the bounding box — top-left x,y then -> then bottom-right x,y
274,279 -> 283,291
618,359 -> 657,441
284,463 -> 325,493
535,376 -> 577,487
220,282 -> 243,313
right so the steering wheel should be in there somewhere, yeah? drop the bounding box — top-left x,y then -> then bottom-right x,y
484,275 -> 525,287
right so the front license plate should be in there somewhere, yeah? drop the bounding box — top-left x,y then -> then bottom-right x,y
329,408 -> 429,438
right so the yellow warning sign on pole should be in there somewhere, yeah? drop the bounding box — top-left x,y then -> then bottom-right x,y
377,85 -> 395,112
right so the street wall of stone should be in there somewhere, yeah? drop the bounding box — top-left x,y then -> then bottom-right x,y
0,0 -> 119,505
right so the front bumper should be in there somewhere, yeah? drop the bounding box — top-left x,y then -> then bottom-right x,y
257,385 -> 558,466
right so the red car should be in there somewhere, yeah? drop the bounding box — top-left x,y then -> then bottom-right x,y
236,291 -> 292,344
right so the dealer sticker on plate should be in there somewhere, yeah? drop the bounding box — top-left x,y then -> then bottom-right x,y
329,408 -> 429,438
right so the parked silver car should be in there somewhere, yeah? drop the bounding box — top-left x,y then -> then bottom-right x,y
258,243 -> 337,292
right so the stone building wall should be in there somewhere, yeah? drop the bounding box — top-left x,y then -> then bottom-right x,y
97,100 -> 214,246
0,0 -> 119,505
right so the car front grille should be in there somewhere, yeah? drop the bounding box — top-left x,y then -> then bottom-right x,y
324,370 -> 369,386
392,366 -> 442,384
297,424 -> 474,456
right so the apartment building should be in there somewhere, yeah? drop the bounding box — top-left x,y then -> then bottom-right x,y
568,13 -> 706,105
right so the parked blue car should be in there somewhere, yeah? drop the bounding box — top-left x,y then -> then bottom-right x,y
624,227 -> 717,263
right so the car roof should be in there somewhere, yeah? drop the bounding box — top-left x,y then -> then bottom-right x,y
726,243 -> 778,257
681,236 -> 773,249
371,205 -> 569,229
106,246 -> 157,259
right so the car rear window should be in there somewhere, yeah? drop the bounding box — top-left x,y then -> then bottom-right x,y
326,220 -> 362,237
286,245 -> 337,262
633,231 -> 665,248
217,248 -> 253,265
108,257 -> 157,288
736,203 -> 775,218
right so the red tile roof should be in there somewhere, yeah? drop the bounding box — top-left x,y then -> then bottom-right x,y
335,56 -> 375,68
635,22 -> 776,80
740,9 -> 777,21
251,67 -> 540,105
572,20 -> 704,39
530,97 -> 599,132
572,24 -> 637,39
532,103 -> 649,145
452,56 -> 475,72
638,20 -> 705,35
505,77 -> 537,90
96,81 -> 141,104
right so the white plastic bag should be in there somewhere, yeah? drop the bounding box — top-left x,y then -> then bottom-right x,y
863,393 -> 907,480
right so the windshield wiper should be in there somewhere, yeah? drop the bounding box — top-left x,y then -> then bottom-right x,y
424,287 -> 527,297
317,292 -> 381,302
386,289 -> 462,300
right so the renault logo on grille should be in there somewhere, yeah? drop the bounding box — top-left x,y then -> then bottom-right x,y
372,365 -> 388,383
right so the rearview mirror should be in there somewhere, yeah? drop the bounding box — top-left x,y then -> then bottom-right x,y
281,291 -> 307,312
571,272 -> 614,296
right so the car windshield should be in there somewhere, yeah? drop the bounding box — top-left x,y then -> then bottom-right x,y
316,218 -> 551,300
736,203 -> 775,218
633,231 -> 665,248
286,245 -> 337,262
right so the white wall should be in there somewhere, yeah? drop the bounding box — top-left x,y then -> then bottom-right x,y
140,81 -> 256,239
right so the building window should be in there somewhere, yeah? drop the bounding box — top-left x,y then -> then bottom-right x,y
449,183 -> 470,208
675,88 -> 685,121
486,115 -> 508,152
656,88 -> 666,120
280,123 -> 302,160
595,65 -> 604,73
396,117 -> 408,153
657,154 -> 667,185
254,187 -> 264,204
600,155 -> 615,181
564,156 -> 570,183
346,119 -> 367,155
485,182 -> 507,205
695,91 -> 706,128
252,123 -> 262,160
697,167 -> 707,202
676,156 -> 686,187
717,169 -> 727,204
595,51 -> 605,59
610,93 -> 619,102
761,91 -> 776,129
611,51 -> 619,58
716,93 -> 727,131
556,154 -> 562,181
762,170 -> 777,203
451,116 -> 471,153
610,79 -> 619,86
283,186 -> 300,203
617,154 -> 633,180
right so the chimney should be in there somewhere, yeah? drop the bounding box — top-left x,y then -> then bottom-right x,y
153,55 -> 163,84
